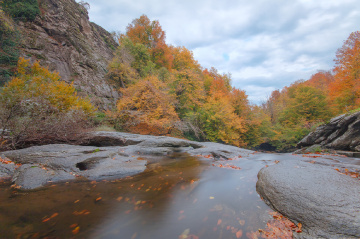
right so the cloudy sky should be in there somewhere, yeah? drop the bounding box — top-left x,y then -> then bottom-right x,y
83,0 -> 360,104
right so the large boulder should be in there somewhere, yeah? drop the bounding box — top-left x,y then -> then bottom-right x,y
256,159 -> 360,238
298,111 -> 360,152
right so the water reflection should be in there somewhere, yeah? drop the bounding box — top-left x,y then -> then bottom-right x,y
0,153 -> 273,239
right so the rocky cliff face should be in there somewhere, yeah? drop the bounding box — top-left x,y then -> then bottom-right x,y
298,111 -> 360,152
16,0 -> 119,109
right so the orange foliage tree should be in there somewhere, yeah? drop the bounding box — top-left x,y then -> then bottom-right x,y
330,31 -> 360,112
125,14 -> 173,69
304,71 -> 334,94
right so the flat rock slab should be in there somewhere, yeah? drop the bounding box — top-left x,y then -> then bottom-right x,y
0,131 -> 254,190
256,159 -> 360,238
1,144 -> 147,190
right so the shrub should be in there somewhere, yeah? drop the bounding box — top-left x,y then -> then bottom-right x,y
0,58 -> 95,150
0,9 -> 20,85
0,0 -> 40,22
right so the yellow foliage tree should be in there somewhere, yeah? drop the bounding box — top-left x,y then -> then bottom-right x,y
198,77 -> 247,146
114,75 -> 179,135
0,58 -> 95,149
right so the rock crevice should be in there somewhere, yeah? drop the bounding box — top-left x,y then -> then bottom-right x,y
298,111 -> 360,152
17,0 -> 119,109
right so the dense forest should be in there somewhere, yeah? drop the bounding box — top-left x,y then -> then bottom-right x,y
103,15 -> 360,151
0,4 -> 359,151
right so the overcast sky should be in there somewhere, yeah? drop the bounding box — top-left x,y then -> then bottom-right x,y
83,0 -> 360,104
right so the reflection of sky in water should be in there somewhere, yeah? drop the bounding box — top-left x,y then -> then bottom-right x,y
0,153 -> 315,239
90,155 -> 272,239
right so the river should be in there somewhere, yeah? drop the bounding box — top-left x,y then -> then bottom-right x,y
0,152 -> 308,239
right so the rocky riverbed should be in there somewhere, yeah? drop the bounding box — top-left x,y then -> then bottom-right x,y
0,131 -> 251,190
1,131 -> 359,238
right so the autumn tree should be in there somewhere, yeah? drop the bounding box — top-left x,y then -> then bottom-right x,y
0,58 -> 95,149
198,76 -> 247,146
171,69 -> 205,118
279,85 -> 331,124
107,39 -> 138,88
329,31 -> 360,112
113,75 -> 179,135
126,14 -> 173,69
171,46 -> 201,71
243,105 -> 272,147
305,71 -> 334,93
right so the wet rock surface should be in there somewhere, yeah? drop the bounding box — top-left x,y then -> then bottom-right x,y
0,163 -> 15,179
3,131 -> 360,238
257,157 -> 360,239
0,132 -> 252,190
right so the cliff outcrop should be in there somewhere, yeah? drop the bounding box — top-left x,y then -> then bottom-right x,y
297,111 -> 360,153
16,0 -> 119,109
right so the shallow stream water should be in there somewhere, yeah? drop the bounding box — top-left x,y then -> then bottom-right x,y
0,152 -> 335,239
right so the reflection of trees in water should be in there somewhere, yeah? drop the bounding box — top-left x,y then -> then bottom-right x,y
90,153 -> 205,238
0,153 -> 204,239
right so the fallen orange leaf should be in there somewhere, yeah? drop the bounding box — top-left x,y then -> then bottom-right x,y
70,224 -> 78,228
236,229 -> 243,238
72,226 -> 80,235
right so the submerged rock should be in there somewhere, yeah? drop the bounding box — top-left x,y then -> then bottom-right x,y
256,159 -> 360,238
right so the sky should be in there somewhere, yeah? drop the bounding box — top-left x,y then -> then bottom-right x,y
82,0 -> 360,104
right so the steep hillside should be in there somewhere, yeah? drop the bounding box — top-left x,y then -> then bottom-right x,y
0,8 -> 20,86
10,0 -> 119,109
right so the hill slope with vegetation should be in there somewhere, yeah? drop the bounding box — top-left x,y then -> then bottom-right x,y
0,0 -> 359,152
0,0 -> 118,109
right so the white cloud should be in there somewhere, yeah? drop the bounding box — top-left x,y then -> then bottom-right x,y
84,0 -> 360,104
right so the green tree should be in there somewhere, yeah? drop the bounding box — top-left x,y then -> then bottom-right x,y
170,69 -> 205,118
279,85 -> 331,124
